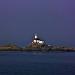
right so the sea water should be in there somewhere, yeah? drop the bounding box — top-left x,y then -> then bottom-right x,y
0,51 -> 75,75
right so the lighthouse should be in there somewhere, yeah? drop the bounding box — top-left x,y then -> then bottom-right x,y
26,34 -> 49,50
32,34 -> 44,44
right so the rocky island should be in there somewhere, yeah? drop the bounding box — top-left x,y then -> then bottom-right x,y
0,34 -> 75,52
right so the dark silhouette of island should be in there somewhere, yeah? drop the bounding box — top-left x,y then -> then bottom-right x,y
0,34 -> 75,52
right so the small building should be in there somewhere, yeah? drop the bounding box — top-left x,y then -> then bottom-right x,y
32,34 -> 45,45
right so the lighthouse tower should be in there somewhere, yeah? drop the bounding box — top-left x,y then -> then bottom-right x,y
32,34 -> 44,44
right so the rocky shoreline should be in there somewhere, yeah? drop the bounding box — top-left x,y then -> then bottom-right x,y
0,44 -> 75,52
0,34 -> 75,52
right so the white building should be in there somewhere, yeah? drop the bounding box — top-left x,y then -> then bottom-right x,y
32,34 -> 44,45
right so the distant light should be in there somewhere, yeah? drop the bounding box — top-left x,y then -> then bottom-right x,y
34,34 -> 38,39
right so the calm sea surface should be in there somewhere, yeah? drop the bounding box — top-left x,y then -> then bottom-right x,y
0,51 -> 75,75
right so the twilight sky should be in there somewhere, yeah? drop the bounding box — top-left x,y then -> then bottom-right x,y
0,0 -> 75,47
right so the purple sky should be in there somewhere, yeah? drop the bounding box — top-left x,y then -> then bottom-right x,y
0,0 -> 75,47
